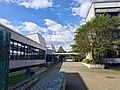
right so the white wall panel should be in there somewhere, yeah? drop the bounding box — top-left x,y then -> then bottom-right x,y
86,4 -> 95,22
9,60 -> 45,69
94,2 -> 120,8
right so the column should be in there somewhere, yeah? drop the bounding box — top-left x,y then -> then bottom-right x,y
0,29 -> 10,90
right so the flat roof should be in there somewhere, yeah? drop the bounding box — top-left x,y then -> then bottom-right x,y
25,32 -> 45,40
93,0 -> 120,4
0,23 -> 46,48
53,53 -> 80,55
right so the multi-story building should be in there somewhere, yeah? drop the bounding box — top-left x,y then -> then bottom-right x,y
86,1 -> 120,22
86,1 -> 120,63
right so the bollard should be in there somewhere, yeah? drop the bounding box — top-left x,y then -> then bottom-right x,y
26,68 -> 31,78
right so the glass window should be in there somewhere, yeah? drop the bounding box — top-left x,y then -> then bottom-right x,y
10,39 -> 46,60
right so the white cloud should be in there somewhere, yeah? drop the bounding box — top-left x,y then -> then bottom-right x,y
44,19 -> 77,51
57,12 -> 61,16
0,18 -> 21,33
44,34 -> 74,51
0,18 -> 10,24
80,18 -> 86,26
73,0 -> 88,4
0,18 -> 48,34
19,21 -> 48,33
0,0 -> 53,9
72,0 -> 112,18
44,19 -> 65,33
71,0 -> 113,27
72,1 -> 91,18
55,4 -> 60,8
0,18 -> 76,51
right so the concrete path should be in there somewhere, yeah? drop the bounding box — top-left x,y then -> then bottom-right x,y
28,63 -> 62,90
60,62 -> 120,90
28,62 -> 120,90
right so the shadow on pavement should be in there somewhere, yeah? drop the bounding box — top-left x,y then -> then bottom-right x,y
38,62 -> 63,78
66,73 -> 88,90
27,62 -> 63,90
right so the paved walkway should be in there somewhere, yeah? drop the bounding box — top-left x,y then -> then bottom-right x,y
28,62 -> 120,90
28,63 -> 62,90
60,62 -> 120,90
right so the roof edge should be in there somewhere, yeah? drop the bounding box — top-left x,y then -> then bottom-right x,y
85,0 -> 120,22
93,0 -> 120,4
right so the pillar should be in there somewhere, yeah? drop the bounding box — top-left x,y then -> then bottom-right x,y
0,29 -> 10,90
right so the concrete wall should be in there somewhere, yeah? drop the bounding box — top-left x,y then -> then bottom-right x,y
26,33 -> 46,48
94,2 -> 120,8
9,60 -> 45,69
86,4 -> 95,22
47,44 -> 56,54
104,58 -> 120,63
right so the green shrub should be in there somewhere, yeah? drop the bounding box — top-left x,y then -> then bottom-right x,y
82,59 -> 101,64
79,56 -> 86,61
73,56 -> 79,62
88,59 -> 101,64
111,51 -> 117,58
82,59 -> 89,63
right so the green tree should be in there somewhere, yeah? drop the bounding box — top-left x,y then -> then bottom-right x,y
72,15 -> 120,60
57,46 -> 66,53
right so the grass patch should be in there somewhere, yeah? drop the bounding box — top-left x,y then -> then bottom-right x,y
110,67 -> 120,71
8,73 -> 26,87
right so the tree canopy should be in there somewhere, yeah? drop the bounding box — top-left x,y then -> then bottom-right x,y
57,46 -> 66,53
72,15 -> 120,60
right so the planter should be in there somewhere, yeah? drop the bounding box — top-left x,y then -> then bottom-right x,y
81,62 -> 105,69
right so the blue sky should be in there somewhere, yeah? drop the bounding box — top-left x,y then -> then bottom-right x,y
0,0 -> 106,51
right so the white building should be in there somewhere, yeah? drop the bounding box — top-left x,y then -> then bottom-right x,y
86,1 -> 120,22
0,23 -> 47,70
26,33 -> 46,47
47,44 -> 56,54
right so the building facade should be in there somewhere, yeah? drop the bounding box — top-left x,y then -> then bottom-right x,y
86,1 -> 120,22
0,23 -> 47,70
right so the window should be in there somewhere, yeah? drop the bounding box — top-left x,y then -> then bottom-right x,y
10,39 -> 46,60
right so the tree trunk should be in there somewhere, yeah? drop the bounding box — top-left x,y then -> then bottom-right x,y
92,51 -> 94,60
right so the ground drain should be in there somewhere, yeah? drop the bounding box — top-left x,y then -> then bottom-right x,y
106,76 -> 115,79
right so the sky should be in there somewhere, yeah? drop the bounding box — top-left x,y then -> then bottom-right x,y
0,0 -> 109,51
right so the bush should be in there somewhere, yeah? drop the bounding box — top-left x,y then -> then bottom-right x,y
80,56 -> 86,61
88,59 -> 101,64
111,51 -> 117,58
82,59 -> 89,63
73,55 -> 86,62
73,56 -> 79,62
82,59 -> 101,64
